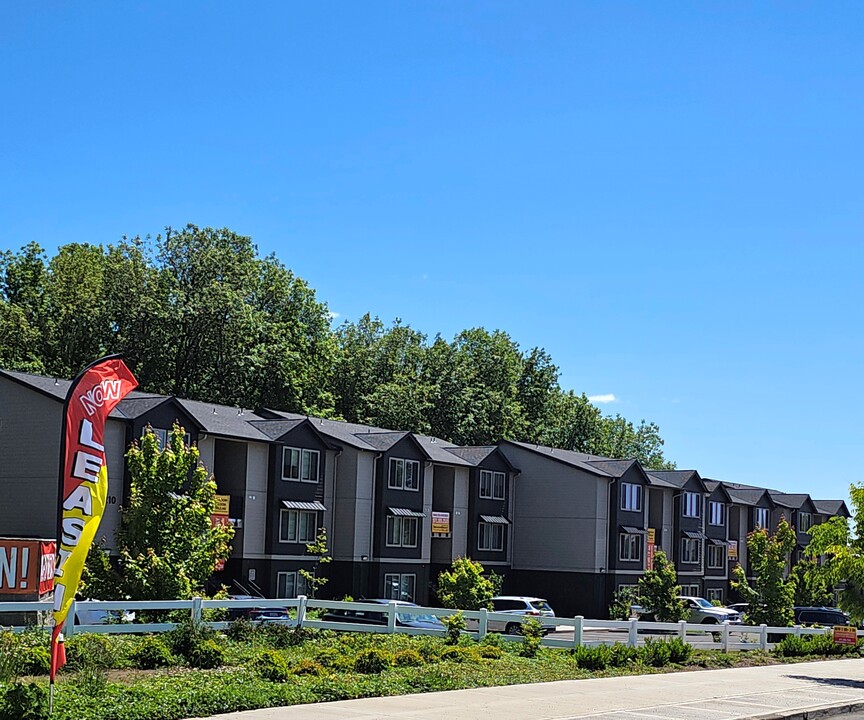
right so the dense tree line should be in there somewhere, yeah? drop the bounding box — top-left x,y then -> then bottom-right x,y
0,225 -> 674,468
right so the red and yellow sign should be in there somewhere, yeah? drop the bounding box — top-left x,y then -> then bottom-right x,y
727,540 -> 738,560
432,512 -> 450,534
834,625 -> 858,646
51,356 -> 137,681
0,539 -> 55,596
211,495 -> 231,570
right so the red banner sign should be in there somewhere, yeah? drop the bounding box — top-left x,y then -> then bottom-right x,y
0,539 -> 55,595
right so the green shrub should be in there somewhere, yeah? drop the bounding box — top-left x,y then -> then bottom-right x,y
572,644 -> 612,670
19,646 -> 50,676
131,637 -> 175,669
166,619 -> 217,660
65,633 -> 117,670
187,638 -> 226,669
642,638 -> 671,667
480,631 -> 502,648
394,649 -> 425,667
354,648 -> 392,674
442,611 -> 467,645
78,663 -> 108,697
666,637 -> 694,664
477,644 -> 503,659
520,617 -> 544,658
773,632 -> 858,658
0,681 -> 48,720
0,632 -> 22,682
292,658 -> 325,676
260,623 -> 312,649
440,646 -> 474,663
251,649 -> 290,682
225,617 -> 258,643
609,643 -> 640,667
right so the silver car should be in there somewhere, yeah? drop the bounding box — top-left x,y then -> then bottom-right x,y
488,596 -> 557,634
678,596 -> 742,625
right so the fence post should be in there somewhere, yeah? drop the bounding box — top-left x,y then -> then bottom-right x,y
794,625 -> 802,638
759,624 -> 768,651
573,616 -> 584,649
191,597 -> 203,625
629,618 -> 638,647
678,620 -> 687,641
721,621 -> 729,652
478,608 -> 488,640
66,599 -> 77,638
296,595 -> 308,628
387,601 -> 397,634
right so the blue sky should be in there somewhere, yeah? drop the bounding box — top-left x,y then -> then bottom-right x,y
2,2 -> 862,502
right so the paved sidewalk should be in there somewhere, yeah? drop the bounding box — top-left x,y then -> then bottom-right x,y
192,658 -> 864,720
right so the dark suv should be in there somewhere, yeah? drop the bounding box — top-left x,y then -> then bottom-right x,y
793,606 -> 849,627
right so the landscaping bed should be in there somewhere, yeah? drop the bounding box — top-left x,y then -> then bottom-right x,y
1,621 -> 861,720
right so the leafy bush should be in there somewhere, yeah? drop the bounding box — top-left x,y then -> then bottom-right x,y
354,648 -> 392,674
260,623 -> 313,649
0,681 -> 48,720
292,659 -> 325,676
19,646 -> 50,676
65,634 -> 117,670
773,633 -> 860,658
666,637 -> 694,664
440,646 -> 474,663
477,645 -> 503,660
131,637 -> 175,669
251,650 -> 290,682
225,617 -> 258,643
393,649 -> 424,667
0,632 -> 21,682
187,639 -> 226,669
166,619 -> 217,661
572,644 -> 612,670
480,631 -> 502,648
609,643 -> 640,667
442,611 -> 467,645
520,617 -> 544,658
642,638 -> 671,667
78,662 -> 108,697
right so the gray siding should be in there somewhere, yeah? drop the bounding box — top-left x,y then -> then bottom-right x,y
243,442 -> 269,557
99,419 -> 128,550
499,444 -> 605,572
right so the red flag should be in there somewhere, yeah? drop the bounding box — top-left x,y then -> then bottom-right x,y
50,356 -> 137,682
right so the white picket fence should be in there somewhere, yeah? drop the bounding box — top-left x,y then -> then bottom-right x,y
0,597 -> 858,652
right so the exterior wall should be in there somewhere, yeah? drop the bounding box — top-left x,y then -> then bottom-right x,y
430,465 -> 454,565
498,444 -> 605,573
99,419 -> 129,550
704,488 -> 730,584
374,437 -> 427,562
608,465 -> 648,574
506,569 -> 604,618
468,452 -> 512,565
674,476 -> 706,578
243,442 -> 269,557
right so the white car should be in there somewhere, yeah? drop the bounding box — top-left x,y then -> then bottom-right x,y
678,596 -> 742,625
487,596 -> 557,635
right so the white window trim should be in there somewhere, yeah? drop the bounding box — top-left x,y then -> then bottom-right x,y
620,483 -> 642,512
798,512 -> 813,533
278,509 -> 318,544
619,533 -> 643,562
706,588 -> 723,603
709,501 -> 726,526
281,447 -> 320,483
755,507 -> 769,529
478,522 -> 505,551
707,544 -> 725,569
681,584 -> 701,596
388,458 -> 421,491
682,492 -> 701,518
276,571 -> 309,599
480,470 -> 507,500
384,573 -> 416,601
681,537 -> 701,564
385,515 -> 419,548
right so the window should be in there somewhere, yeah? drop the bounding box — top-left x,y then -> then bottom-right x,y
479,470 -> 506,500
682,492 -> 701,518
276,571 -> 309,598
143,427 -> 191,449
385,516 -> 418,547
279,509 -> 317,543
281,447 -> 320,482
709,501 -> 726,526
706,588 -> 723,603
707,544 -> 725,569
478,522 -> 505,551
681,584 -> 701,596
620,483 -> 642,512
384,573 -> 416,601
754,507 -> 769,529
389,458 -> 421,491
798,512 -> 813,533
681,537 -> 701,564
619,533 -> 643,562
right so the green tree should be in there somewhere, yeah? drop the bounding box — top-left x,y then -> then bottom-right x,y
437,557 -> 497,610
638,550 -> 687,622
83,425 -> 233,599
790,557 -> 834,607
298,527 -> 331,599
731,517 -> 796,627
609,585 -> 640,621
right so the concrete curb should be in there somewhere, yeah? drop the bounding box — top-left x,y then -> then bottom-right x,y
749,700 -> 864,719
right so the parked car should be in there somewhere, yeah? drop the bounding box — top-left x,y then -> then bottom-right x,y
678,596 -> 742,625
486,596 -> 557,635
75,602 -> 135,626
794,606 -> 850,627
321,600 -> 445,630
245,608 -> 293,624
725,602 -> 749,616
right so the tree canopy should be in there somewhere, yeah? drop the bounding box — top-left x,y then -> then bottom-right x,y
0,226 -> 675,467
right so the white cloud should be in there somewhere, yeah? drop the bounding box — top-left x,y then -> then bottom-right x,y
588,393 -> 617,404
328,311 -> 340,320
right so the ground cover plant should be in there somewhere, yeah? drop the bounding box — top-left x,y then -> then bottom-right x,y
1,623 -> 861,720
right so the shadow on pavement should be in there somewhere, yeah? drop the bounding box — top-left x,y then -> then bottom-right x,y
785,674 -> 864,690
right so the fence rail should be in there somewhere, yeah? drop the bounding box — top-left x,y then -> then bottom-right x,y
0,598 -> 858,652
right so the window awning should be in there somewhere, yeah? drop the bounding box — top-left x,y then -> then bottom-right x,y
620,526 -> 647,534
682,530 -> 705,539
281,500 -> 326,511
480,515 -> 510,525
709,538 -> 729,546
388,507 -> 426,517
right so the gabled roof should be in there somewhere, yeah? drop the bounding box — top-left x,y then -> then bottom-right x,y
713,480 -> 775,507
813,500 -> 851,518
499,441 -> 614,478
648,470 -> 707,492
443,445 -> 519,472
703,479 -> 733,503
768,491 -> 815,512
116,396 -> 177,418
412,435 -> 474,466
353,431 -> 411,451
175,399 -> 270,441
247,418 -> 342,450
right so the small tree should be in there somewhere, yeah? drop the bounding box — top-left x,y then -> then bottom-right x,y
731,517 -> 796,627
790,557 -> 833,607
299,527 -> 331,599
638,550 -> 687,622
83,425 -> 233,599
437,557 -> 497,610
609,585 -> 640,620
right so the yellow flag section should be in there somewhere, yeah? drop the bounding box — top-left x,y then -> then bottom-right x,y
50,356 -> 137,682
